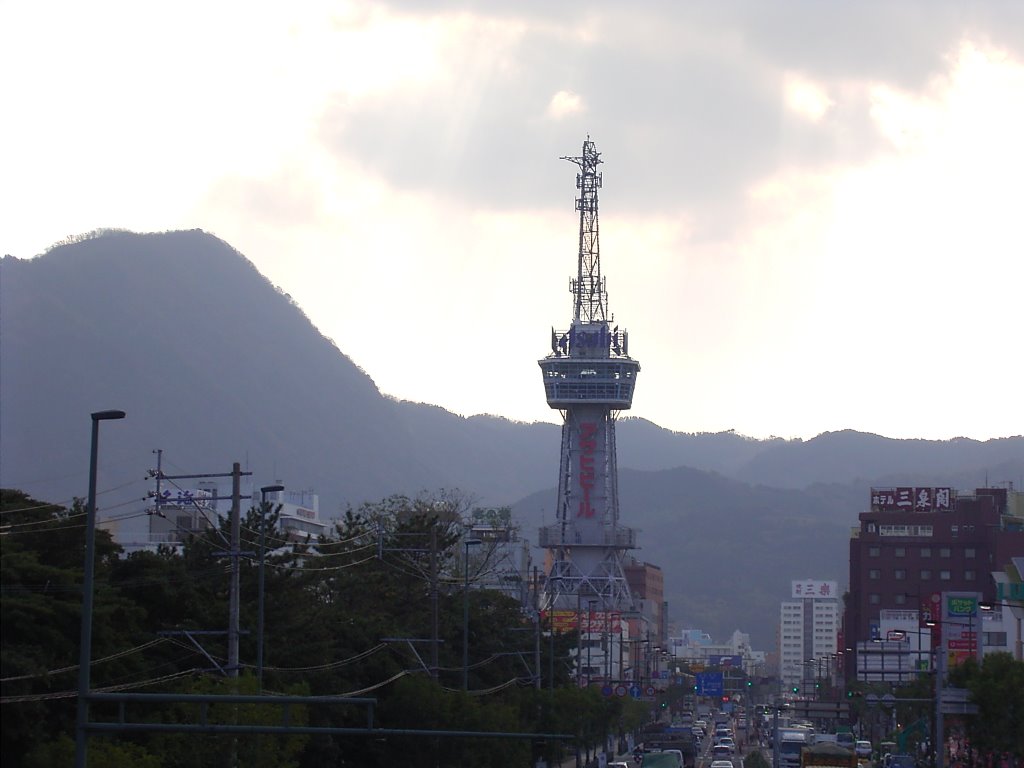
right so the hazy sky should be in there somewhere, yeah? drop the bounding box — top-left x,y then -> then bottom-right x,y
3,1 -> 1023,441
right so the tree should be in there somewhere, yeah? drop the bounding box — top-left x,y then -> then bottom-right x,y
947,652 -> 1024,758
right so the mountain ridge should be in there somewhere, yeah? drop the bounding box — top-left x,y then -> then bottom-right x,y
3,229 -> 1021,645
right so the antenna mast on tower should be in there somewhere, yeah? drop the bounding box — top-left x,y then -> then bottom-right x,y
561,137 -> 608,324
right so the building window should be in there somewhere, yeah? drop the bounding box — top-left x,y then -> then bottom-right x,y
869,546 -> 880,557
869,594 -> 881,605
921,569 -> 932,580
964,570 -> 976,580
895,547 -> 906,557
920,547 -> 931,558
983,632 -> 1007,647
965,547 -> 976,558
940,547 -> 951,558
940,570 -> 951,581
869,569 -> 881,580
951,525 -> 959,536
894,594 -> 907,605
894,569 -> 906,580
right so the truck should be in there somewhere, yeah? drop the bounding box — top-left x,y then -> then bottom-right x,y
778,727 -> 814,768
800,743 -> 858,768
642,724 -> 698,768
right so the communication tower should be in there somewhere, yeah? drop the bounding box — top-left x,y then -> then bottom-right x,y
538,137 -> 640,612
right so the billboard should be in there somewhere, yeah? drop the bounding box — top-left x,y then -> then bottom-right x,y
541,610 -> 622,634
709,655 -> 743,668
871,487 -> 953,513
942,591 -> 981,667
792,580 -> 838,599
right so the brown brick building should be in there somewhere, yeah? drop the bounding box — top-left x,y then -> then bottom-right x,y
844,485 -> 1024,679
623,558 -> 666,646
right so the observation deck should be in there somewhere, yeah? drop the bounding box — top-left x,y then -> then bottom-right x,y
539,323 -> 639,409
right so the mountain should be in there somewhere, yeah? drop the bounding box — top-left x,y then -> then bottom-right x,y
3,229 -> 1021,647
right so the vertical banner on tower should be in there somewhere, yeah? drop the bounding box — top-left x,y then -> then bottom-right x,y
570,410 -> 607,532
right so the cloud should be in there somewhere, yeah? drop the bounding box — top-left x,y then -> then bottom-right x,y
783,73 -> 834,122
546,89 -> 585,120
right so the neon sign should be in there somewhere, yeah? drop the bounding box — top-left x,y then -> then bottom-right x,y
578,422 -> 597,517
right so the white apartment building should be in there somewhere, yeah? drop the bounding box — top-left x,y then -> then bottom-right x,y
779,579 -> 841,692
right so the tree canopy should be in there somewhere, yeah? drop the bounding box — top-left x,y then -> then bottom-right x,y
1,489 -> 647,767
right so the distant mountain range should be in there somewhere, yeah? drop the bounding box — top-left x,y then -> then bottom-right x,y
3,229 -> 1021,647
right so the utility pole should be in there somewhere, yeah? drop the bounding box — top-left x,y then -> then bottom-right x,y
430,526 -> 439,680
935,648 -> 945,768
534,566 -> 542,690
228,463 -> 242,677
151,461 -> 251,678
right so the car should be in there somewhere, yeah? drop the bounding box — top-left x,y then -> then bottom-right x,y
716,737 -> 736,753
608,762 -> 631,768
710,762 -> 734,768
855,741 -> 873,759
712,745 -> 732,760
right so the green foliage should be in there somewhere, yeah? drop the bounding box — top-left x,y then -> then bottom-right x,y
1,489 -> 635,767
947,652 -> 1024,757
745,750 -> 772,768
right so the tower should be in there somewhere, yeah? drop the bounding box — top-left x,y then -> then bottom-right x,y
538,137 -> 640,612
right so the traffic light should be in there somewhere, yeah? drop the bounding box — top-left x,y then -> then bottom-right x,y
693,684 -> 698,692
746,680 -> 753,688
791,686 -> 799,693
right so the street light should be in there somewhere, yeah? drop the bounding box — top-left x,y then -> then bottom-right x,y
258,484 -> 284,690
462,537 -> 482,690
75,409 -> 126,768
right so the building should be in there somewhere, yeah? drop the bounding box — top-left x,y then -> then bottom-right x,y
262,488 -> 330,541
623,558 -> 665,646
845,485 -> 1024,682
146,481 -> 218,548
537,137 -> 640,613
984,555 -> 1024,661
778,579 -> 840,692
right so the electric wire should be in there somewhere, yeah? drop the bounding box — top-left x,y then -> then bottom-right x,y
0,638 -> 171,682
0,668 -> 202,704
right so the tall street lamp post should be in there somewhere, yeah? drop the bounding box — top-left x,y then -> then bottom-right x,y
75,409 -> 126,768
258,484 -> 284,690
462,537 -> 482,690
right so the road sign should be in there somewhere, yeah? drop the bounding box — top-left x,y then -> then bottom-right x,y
696,671 -> 724,696
790,700 -> 851,719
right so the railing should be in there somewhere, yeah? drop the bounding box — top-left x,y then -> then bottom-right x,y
538,524 -> 637,549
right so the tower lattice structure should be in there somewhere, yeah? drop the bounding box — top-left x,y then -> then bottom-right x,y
538,137 -> 640,613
